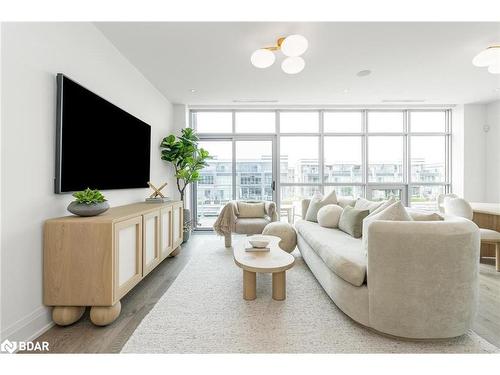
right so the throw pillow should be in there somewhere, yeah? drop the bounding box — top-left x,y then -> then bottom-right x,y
337,197 -> 356,208
305,190 -> 338,222
338,206 -> 370,238
237,202 -> 266,218
366,197 -> 396,217
354,197 -> 384,213
317,204 -> 343,228
362,201 -> 413,254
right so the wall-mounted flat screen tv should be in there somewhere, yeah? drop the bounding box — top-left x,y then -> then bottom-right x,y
55,74 -> 151,193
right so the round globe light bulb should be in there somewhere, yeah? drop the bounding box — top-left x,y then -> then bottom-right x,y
250,49 -> 275,68
281,56 -> 305,74
281,34 -> 309,57
472,46 -> 500,67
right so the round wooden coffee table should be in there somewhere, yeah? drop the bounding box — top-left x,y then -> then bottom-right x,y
233,235 -> 295,301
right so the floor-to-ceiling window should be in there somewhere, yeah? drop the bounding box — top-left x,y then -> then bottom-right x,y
196,140 -> 233,228
191,109 -> 451,229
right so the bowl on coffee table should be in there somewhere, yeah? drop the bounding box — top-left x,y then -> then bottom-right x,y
248,236 -> 270,248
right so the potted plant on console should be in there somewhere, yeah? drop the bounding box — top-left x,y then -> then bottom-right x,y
160,128 -> 211,242
67,188 -> 109,217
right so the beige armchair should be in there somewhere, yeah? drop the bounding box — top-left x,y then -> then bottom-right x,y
213,201 -> 278,247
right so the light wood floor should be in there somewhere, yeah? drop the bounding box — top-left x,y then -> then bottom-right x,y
29,233 -> 500,353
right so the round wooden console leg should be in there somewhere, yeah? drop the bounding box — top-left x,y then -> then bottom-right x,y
90,301 -> 121,326
169,247 -> 181,257
272,271 -> 286,301
52,306 -> 86,326
243,270 -> 256,300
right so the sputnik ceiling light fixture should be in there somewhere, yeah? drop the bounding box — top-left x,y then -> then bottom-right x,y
472,45 -> 500,74
251,34 -> 308,74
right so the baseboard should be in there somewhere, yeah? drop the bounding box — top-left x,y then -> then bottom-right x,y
1,305 -> 54,343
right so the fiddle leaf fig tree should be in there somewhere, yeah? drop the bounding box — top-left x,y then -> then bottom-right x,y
160,128 -> 211,205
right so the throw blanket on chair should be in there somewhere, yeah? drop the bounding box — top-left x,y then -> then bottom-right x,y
264,201 -> 278,222
213,201 -> 238,237
212,201 -> 278,237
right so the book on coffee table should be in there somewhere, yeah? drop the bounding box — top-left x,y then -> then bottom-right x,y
245,246 -> 270,252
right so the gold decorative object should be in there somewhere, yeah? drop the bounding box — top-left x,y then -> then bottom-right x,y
148,181 -> 168,198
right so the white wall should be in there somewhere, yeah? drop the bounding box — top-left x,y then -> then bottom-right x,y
0,23 -> 176,342
451,105 -> 465,198
171,104 -> 191,208
172,104 -> 188,135
485,100 -> 500,203
463,103 -> 487,201
453,100 -> 500,203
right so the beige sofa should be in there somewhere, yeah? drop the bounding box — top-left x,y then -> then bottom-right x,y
296,199 -> 480,339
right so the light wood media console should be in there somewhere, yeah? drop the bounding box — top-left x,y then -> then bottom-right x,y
44,201 -> 183,326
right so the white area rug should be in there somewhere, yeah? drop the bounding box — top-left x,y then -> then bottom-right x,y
122,236 -> 499,353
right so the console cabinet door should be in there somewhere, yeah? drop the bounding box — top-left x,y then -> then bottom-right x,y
172,203 -> 183,249
142,210 -> 161,276
160,206 -> 173,259
114,216 -> 143,300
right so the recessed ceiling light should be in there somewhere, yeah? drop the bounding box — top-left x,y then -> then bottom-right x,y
190,89 -> 197,93
495,88 -> 500,92
357,70 -> 371,77
343,89 -> 349,93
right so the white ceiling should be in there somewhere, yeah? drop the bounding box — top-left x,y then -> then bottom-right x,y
95,22 -> 500,105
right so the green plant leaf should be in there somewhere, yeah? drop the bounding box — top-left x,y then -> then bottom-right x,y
72,188 -> 107,204
159,128 -> 212,201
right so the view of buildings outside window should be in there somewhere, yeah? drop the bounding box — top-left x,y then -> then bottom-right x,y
193,111 -> 449,228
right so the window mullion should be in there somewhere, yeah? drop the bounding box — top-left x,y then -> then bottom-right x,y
319,110 -> 325,194
404,109 -> 409,206
363,109 -> 368,197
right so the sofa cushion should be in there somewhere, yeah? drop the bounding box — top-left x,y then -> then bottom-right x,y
317,204 -> 343,228
235,218 -> 270,234
406,208 -> 443,221
305,190 -> 338,222
354,197 -> 383,213
295,220 -> 367,286
237,202 -> 266,218
338,206 -> 370,238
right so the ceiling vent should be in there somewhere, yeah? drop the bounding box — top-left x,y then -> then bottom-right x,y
232,99 -> 279,103
357,70 -> 372,77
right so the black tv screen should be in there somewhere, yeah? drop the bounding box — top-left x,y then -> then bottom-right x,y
55,74 -> 151,193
